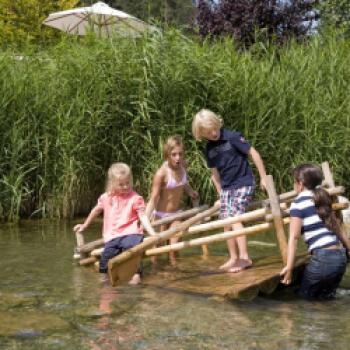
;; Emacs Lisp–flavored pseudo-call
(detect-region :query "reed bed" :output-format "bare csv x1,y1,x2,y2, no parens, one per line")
1,30,350,221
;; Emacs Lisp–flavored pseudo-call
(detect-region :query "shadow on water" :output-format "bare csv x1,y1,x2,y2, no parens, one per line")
1,221,350,350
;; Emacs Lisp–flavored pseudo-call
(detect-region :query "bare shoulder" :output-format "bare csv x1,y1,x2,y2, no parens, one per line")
153,165,167,185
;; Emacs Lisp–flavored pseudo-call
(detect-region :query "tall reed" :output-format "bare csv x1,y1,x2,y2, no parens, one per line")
1,30,350,221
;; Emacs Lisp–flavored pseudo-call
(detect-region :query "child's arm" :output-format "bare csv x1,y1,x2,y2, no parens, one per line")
184,183,199,201
337,226,350,256
280,216,302,284
145,169,164,219
73,205,103,234
139,212,157,236
211,168,221,194
248,147,267,191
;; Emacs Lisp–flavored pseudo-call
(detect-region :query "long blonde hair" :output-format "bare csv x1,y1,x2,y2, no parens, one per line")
106,163,132,192
192,109,223,140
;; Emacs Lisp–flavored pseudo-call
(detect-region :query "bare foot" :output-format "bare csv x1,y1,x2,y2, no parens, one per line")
100,273,109,283
219,259,237,271
228,259,252,273
129,273,141,285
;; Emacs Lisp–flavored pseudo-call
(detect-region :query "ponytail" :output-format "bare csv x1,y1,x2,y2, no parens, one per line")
313,187,342,236
293,163,343,236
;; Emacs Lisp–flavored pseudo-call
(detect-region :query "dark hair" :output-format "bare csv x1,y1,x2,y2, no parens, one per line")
293,163,342,235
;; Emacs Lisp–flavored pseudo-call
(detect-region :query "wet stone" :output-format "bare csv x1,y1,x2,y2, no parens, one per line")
0,311,70,337
0,292,38,310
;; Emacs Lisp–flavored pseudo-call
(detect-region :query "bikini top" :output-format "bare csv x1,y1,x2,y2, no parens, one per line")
165,163,188,189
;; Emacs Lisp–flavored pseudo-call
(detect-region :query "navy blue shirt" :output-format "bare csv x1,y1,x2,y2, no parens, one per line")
204,128,255,190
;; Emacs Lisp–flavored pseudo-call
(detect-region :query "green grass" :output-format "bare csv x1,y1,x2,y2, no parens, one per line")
1,29,350,221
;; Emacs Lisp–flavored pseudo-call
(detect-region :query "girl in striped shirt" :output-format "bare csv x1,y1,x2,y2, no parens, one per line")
280,163,350,300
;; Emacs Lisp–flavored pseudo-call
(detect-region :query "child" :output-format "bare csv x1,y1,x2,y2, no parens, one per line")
192,109,267,272
73,162,145,285
280,164,350,300
145,135,199,264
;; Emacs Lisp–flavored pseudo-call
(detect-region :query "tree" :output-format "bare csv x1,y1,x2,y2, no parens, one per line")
0,0,79,48
318,0,350,30
196,0,319,46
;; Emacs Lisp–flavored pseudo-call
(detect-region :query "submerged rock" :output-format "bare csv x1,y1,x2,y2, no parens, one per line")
0,311,70,337
0,292,38,309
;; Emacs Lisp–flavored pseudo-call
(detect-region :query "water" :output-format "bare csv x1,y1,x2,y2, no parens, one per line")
1,221,350,350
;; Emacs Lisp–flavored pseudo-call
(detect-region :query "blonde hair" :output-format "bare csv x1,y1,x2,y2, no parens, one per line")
106,162,132,192
163,135,184,160
192,109,223,140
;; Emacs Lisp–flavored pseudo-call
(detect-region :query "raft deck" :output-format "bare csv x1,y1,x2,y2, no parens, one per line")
143,253,308,300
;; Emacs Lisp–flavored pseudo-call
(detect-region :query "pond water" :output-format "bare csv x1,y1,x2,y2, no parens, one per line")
1,220,350,350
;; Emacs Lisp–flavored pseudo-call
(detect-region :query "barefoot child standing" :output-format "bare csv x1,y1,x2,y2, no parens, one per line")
145,135,199,264
192,109,267,272
73,163,146,284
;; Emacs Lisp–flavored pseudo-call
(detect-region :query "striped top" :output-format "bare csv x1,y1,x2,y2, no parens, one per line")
290,190,339,252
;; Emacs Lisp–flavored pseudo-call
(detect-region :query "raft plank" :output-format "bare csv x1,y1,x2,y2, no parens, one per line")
143,253,308,300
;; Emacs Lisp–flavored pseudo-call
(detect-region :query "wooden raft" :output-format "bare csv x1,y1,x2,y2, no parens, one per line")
143,254,308,301
75,161,347,299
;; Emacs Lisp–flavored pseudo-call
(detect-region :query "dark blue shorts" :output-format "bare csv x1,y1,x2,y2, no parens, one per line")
299,247,347,300
99,234,143,274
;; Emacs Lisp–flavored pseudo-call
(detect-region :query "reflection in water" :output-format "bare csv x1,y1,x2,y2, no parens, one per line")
0,222,350,349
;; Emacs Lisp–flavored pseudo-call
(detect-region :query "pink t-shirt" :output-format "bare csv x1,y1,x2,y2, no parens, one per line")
96,190,145,243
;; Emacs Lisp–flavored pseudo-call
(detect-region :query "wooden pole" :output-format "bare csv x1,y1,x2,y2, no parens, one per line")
265,175,288,265
74,232,86,259
186,203,287,236
248,186,344,210
145,218,290,256
78,238,104,254
79,256,98,266
90,203,347,259
108,203,220,286
152,205,210,228
321,161,335,188
192,199,210,257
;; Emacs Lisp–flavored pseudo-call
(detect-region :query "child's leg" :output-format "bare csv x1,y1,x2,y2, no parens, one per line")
99,238,122,273
118,234,144,284
220,228,239,270
226,221,253,272
220,186,254,272
299,249,346,300
169,220,181,265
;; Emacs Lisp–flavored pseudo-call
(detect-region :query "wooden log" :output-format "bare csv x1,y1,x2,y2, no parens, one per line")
192,199,210,257
91,247,104,257
89,236,153,258
79,256,98,266
108,203,220,286
248,186,344,210
152,205,210,228
186,203,287,236
78,238,104,254
321,161,335,188
74,232,86,259
265,175,288,265
145,217,290,256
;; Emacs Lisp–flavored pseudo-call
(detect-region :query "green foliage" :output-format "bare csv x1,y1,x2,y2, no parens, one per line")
0,0,79,48
318,0,350,29
1,29,350,221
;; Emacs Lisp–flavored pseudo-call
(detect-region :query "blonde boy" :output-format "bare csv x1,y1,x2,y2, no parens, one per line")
192,109,267,272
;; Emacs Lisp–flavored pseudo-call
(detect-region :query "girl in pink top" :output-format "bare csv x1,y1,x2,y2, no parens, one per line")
73,163,146,285
145,135,199,264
